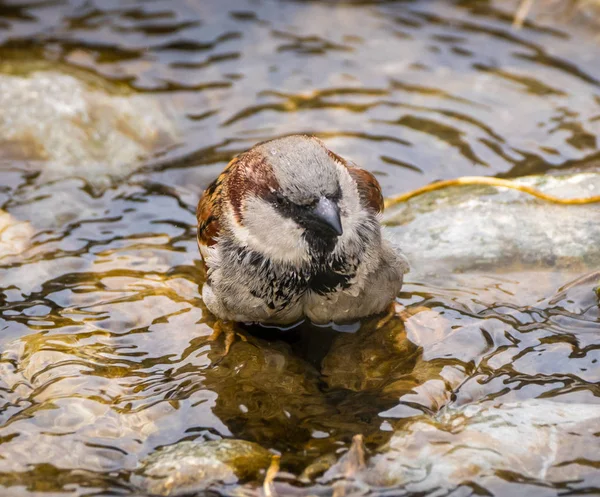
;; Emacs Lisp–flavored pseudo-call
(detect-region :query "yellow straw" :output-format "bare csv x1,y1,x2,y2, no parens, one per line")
384,176,600,210
263,455,280,497
514,0,536,28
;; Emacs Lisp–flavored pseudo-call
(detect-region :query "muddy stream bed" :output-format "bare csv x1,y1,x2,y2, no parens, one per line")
0,1,599,496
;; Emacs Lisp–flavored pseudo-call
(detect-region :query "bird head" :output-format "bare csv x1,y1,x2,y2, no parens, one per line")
216,135,382,264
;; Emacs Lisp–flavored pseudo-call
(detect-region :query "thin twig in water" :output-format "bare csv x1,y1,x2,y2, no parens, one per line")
384,176,600,209
514,0,536,27
263,455,280,497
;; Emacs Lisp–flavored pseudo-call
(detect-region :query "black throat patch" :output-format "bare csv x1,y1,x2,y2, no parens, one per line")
229,244,358,310
308,254,356,295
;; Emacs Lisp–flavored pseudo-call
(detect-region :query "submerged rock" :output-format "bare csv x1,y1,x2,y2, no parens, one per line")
131,439,272,496
360,400,600,494
0,210,32,259
384,173,600,274
0,68,178,185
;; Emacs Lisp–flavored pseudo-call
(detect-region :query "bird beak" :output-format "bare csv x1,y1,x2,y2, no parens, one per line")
313,197,343,236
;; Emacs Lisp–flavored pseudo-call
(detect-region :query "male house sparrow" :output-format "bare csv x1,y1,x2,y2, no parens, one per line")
197,135,408,352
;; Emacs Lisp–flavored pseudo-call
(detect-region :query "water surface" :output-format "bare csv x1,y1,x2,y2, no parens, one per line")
0,0,599,495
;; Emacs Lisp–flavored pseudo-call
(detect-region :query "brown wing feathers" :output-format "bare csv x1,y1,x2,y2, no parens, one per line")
346,166,384,214
197,159,238,249
196,152,278,252
326,147,384,214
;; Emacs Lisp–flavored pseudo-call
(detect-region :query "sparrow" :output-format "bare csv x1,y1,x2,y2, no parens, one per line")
197,135,408,353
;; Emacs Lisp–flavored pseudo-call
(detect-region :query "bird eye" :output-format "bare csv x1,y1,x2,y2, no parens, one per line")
328,190,342,202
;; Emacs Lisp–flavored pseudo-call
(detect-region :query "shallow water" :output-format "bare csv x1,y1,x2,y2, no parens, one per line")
0,0,599,496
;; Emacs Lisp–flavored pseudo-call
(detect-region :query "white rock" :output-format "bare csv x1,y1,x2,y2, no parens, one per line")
384,173,600,274
0,210,33,259
0,70,179,186
365,400,600,494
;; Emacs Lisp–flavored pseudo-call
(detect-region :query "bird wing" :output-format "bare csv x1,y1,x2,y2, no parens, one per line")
345,165,384,214
196,158,238,260
325,147,384,214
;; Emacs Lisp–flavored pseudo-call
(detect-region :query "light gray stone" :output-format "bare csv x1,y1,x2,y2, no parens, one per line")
356,401,600,495
0,69,179,186
384,173,600,275
131,439,272,496
0,210,33,259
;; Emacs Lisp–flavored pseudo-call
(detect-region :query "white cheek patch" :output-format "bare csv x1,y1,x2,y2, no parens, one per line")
236,195,310,264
